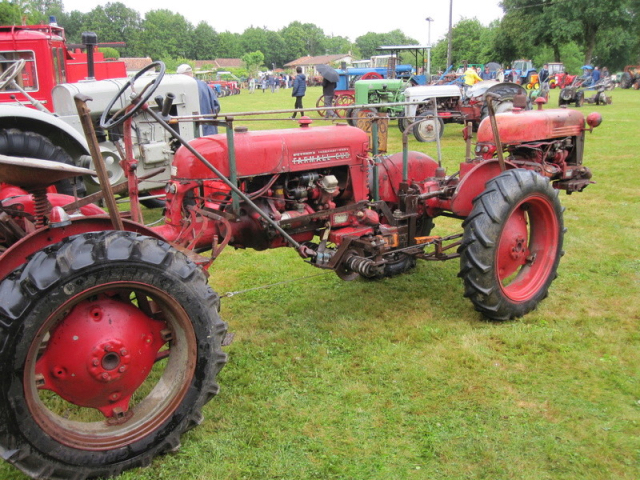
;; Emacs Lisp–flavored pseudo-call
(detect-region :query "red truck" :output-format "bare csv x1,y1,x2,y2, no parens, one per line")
0,23,126,110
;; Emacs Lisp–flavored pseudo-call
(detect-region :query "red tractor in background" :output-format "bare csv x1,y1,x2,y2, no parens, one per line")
0,62,601,479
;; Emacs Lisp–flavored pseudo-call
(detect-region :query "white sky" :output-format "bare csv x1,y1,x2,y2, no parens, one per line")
60,0,504,45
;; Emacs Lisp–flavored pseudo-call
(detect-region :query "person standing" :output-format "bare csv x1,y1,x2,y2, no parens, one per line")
464,65,482,86
539,64,549,84
176,64,220,136
291,66,306,119
480,66,492,81
322,77,337,118
248,76,255,93
591,66,601,84
261,75,268,93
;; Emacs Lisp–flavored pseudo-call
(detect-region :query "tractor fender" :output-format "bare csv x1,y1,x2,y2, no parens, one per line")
0,217,161,282
0,104,90,163
450,159,516,217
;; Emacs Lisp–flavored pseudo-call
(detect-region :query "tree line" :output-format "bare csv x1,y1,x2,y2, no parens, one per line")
1,0,638,73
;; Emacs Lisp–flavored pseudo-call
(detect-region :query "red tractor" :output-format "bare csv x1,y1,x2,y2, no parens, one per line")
0,62,601,479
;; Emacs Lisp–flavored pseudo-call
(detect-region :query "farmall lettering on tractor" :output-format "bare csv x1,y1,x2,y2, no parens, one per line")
0,62,601,479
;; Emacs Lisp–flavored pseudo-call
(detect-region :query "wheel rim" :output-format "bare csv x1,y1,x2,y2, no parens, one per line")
315,95,326,117
334,94,355,118
415,116,440,142
24,281,196,451
496,194,559,302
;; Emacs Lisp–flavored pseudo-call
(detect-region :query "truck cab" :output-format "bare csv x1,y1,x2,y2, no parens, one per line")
0,23,126,110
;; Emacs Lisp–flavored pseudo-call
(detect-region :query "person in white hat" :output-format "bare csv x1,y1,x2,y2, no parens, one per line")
177,63,220,135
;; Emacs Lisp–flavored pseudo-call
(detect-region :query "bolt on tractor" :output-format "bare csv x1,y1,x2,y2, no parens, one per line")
0,61,602,479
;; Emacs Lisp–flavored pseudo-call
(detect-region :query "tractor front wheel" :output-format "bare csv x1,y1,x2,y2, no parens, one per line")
413,111,444,142
0,231,227,479
459,169,564,320
397,116,411,134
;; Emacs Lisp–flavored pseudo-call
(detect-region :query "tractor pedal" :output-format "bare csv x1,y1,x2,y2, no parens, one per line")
222,332,235,347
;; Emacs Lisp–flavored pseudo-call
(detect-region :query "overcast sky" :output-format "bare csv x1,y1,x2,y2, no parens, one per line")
60,0,504,45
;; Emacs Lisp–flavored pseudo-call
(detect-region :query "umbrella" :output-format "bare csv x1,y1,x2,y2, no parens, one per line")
581,65,593,70
316,64,339,83
485,62,502,72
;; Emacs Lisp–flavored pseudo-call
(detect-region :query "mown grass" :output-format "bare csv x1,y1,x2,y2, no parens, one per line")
2,85,639,480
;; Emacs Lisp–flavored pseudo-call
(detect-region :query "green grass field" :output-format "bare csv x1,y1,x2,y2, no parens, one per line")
2,85,639,480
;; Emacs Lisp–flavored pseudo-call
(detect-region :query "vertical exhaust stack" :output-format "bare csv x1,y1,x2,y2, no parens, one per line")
81,32,98,80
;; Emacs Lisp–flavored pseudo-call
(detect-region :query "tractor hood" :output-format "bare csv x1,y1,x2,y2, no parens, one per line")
173,124,370,180
404,84,461,102
476,108,586,145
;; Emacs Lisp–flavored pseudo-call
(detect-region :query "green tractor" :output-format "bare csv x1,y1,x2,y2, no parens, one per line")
348,78,410,132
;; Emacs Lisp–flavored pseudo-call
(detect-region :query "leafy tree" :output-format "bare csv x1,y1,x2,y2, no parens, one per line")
324,35,352,55
190,22,218,60
217,31,242,58
241,50,264,75
0,1,23,24
80,3,141,57
500,0,636,69
56,10,87,43
429,19,495,72
240,26,269,53
98,46,120,59
20,0,63,23
137,9,193,59
355,29,419,59
280,25,307,60
263,30,286,67
281,21,326,56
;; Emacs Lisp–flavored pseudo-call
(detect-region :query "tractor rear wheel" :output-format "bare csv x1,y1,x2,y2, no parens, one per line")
315,94,327,117
458,169,564,320
413,111,444,142
620,72,632,89
0,129,85,196
575,91,584,107
334,94,355,118
353,107,379,131
0,231,227,479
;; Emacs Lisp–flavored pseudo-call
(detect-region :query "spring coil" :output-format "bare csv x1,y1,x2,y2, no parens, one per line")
32,188,49,228
344,255,378,278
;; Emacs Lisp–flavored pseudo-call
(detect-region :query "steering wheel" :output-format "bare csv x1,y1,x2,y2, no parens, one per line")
0,59,26,90
100,61,166,129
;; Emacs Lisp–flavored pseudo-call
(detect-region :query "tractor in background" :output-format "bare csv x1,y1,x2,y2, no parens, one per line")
619,65,640,89
0,61,601,480
506,59,537,85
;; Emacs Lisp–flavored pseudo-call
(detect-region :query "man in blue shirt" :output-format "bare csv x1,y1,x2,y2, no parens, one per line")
177,64,220,135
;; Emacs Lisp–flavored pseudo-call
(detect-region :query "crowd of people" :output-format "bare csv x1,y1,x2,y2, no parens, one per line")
247,73,293,93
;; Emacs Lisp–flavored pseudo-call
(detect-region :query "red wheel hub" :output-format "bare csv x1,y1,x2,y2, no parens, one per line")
35,294,168,418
